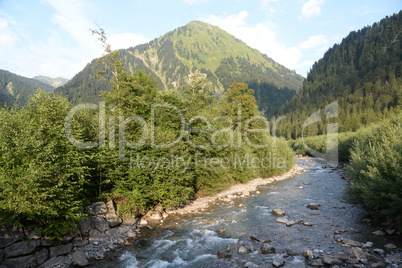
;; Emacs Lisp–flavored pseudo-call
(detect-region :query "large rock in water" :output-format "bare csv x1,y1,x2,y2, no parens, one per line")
272,208,286,217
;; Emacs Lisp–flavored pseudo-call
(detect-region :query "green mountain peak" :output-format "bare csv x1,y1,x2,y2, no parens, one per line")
56,21,304,114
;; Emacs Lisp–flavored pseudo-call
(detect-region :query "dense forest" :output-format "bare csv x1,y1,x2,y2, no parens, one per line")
0,69,55,106
55,21,303,116
276,11,402,139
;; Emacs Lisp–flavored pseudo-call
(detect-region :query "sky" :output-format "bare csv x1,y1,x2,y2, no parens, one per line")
0,0,400,79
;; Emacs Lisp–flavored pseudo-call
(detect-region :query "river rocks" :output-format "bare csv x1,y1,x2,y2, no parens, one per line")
307,203,321,210
372,230,386,236
0,200,141,267
308,258,323,266
342,239,362,247
71,249,89,266
384,243,397,250
238,245,253,255
302,249,314,258
272,256,285,267
275,217,288,224
217,251,232,259
244,261,259,268
362,242,374,248
272,208,286,217
260,243,275,254
371,263,386,268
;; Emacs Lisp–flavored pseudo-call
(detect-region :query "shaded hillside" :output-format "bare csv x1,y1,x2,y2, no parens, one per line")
277,11,402,139
56,21,303,115
0,69,55,106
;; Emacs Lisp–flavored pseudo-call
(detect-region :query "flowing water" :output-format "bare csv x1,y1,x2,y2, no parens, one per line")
88,158,401,268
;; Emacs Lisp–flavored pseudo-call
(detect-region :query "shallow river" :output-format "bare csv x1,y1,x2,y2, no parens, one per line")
88,158,401,268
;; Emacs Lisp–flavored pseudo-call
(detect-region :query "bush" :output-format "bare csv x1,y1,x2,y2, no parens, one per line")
0,91,87,238
348,113,402,229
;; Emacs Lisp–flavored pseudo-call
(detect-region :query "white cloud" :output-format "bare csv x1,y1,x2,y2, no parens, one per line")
183,0,208,5
109,33,149,50
260,0,280,10
0,17,19,46
299,34,328,49
300,0,325,20
203,11,302,71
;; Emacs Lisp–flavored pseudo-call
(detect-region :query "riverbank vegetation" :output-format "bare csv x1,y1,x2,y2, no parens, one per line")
290,111,402,229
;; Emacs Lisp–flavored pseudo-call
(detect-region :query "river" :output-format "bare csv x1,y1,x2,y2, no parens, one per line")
87,158,401,268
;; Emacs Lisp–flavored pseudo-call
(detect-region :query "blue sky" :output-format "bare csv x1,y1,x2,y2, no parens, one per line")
0,0,400,79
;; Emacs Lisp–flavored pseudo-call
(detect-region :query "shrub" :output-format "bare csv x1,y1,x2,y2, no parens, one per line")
348,113,402,229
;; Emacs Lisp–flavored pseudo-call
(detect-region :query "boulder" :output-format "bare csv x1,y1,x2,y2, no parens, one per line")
372,248,385,255
238,246,251,255
49,242,73,257
371,263,386,268
272,257,285,267
285,220,296,227
308,258,323,266
78,218,94,234
37,256,71,268
372,230,386,236
275,218,288,224
88,229,109,242
384,243,397,250
87,202,108,216
105,200,123,228
362,242,373,248
73,239,89,248
143,210,163,221
0,226,24,249
342,239,362,247
0,249,4,262
302,249,314,258
94,216,109,233
244,262,259,268
70,249,89,267
2,248,48,268
260,243,275,254
272,208,286,217
4,239,41,258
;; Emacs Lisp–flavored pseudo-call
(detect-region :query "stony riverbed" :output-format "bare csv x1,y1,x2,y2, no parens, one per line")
87,158,402,268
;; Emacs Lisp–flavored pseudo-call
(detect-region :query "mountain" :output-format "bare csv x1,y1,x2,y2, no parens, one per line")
0,69,55,106
33,75,69,87
276,11,402,139
55,21,304,115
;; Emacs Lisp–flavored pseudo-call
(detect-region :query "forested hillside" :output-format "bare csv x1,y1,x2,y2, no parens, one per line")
0,69,55,106
33,75,69,87
277,11,402,139
55,21,303,116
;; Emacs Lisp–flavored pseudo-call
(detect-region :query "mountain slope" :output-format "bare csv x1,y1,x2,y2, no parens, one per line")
276,11,402,139
56,21,304,115
0,69,55,106
33,75,69,87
